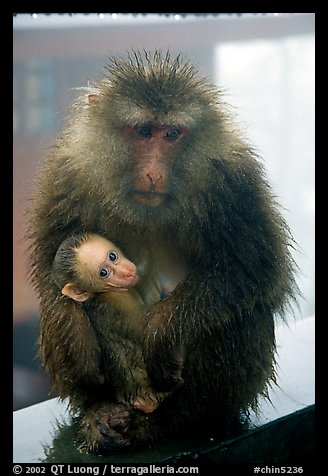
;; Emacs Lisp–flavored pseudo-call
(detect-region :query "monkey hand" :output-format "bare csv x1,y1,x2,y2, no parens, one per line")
132,396,158,414
132,382,174,414
75,402,132,455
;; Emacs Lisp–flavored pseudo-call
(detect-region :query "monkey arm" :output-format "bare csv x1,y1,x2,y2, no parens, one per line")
38,285,103,404
142,182,295,393
141,274,207,391
142,270,277,404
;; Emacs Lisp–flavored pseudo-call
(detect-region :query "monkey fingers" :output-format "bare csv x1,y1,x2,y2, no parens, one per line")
76,402,132,454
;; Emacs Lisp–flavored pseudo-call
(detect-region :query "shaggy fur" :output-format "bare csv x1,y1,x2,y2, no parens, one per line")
27,51,298,454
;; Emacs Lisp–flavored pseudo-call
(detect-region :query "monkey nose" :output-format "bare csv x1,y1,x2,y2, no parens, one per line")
146,173,162,190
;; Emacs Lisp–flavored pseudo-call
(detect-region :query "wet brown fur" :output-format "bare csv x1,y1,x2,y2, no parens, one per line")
27,51,298,454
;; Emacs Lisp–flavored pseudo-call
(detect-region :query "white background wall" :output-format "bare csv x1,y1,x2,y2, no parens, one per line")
215,32,315,320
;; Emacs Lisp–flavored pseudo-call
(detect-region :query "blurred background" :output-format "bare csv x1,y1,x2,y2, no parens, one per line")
13,13,315,411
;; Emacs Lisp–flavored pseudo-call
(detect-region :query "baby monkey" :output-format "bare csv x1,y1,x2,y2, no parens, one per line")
52,232,183,414
53,232,142,308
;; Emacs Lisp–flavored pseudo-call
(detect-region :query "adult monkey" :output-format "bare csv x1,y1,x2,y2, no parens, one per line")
28,51,298,454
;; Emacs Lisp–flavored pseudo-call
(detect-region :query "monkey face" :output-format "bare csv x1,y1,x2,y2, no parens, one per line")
84,53,218,217
76,236,139,292
123,124,187,207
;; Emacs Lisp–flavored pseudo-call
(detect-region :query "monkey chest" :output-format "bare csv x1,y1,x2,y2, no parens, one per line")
136,245,189,307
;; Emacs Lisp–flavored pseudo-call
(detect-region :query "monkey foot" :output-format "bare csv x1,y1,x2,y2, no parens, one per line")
75,402,132,454
133,397,158,414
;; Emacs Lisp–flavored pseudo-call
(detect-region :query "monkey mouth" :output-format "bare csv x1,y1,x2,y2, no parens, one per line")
128,273,140,287
122,271,140,288
106,273,139,291
133,191,166,207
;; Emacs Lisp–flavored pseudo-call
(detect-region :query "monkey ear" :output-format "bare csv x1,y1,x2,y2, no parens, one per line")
61,283,91,302
88,93,99,105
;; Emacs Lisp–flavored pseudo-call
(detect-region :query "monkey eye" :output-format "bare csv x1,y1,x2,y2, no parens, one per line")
136,125,152,138
165,128,181,142
99,268,110,278
108,251,118,262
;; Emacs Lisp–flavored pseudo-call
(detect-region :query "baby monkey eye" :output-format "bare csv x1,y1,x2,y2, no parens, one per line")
99,268,110,278
108,251,118,262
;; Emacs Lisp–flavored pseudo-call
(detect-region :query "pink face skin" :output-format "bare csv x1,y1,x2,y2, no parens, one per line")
124,124,187,208
76,236,139,293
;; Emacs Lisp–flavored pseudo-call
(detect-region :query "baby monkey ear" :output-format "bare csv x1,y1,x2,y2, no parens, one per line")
61,283,91,302
88,93,99,104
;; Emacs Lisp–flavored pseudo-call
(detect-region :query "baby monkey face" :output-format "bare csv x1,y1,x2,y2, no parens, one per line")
77,236,139,292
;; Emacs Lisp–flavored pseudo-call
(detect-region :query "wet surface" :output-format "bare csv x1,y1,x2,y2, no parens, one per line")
13,397,229,463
